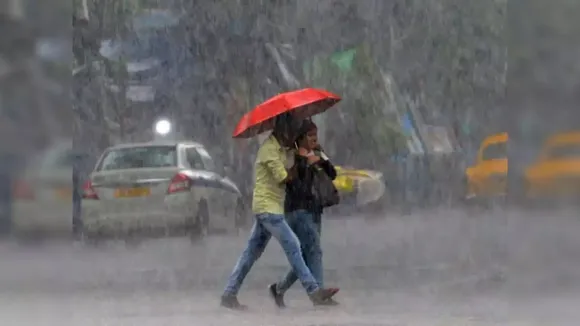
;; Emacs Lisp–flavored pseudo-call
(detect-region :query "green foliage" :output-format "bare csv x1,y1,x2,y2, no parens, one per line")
509,0,580,95
87,0,139,38
304,42,407,160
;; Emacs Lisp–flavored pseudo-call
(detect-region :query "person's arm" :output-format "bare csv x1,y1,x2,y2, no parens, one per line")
317,159,337,180
263,158,290,184
260,144,292,184
313,149,337,180
286,155,312,194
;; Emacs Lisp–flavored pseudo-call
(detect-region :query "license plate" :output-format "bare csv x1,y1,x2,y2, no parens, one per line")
114,187,150,198
54,188,72,200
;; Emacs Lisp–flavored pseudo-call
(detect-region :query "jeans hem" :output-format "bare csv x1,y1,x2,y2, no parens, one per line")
222,289,237,297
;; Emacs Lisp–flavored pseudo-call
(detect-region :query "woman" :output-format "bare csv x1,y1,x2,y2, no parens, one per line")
268,119,339,308
220,114,337,310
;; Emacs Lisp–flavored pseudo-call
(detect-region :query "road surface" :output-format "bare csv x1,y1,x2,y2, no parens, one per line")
1,208,579,325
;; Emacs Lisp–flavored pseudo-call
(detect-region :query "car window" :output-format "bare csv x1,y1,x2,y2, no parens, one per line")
481,142,507,161
185,147,204,170
41,151,75,168
195,147,213,171
38,148,80,170
97,146,177,171
196,147,215,172
54,152,77,167
546,144,580,159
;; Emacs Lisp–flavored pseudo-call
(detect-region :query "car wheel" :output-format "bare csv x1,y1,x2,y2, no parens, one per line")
81,230,103,247
124,230,143,248
234,199,246,229
188,200,208,243
460,176,472,205
519,178,532,208
14,231,47,246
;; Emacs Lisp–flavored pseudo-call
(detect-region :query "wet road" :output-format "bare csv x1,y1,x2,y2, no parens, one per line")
1,208,579,325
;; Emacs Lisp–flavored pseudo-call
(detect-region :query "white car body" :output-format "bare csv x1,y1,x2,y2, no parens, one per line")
333,167,386,208
354,171,386,206
81,141,243,240
12,141,75,236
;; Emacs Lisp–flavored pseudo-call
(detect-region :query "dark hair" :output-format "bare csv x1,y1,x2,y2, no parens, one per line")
295,119,318,144
273,112,301,142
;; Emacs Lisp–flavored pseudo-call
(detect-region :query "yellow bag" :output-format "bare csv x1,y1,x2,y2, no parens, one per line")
333,175,355,192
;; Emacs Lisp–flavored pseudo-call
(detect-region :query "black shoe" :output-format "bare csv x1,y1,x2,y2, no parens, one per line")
268,283,286,308
220,294,248,310
314,297,340,306
308,288,337,305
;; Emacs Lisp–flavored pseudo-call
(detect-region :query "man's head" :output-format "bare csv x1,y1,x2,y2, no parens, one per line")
272,112,301,147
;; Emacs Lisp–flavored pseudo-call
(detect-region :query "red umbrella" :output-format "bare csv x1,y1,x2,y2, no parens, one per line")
232,88,341,139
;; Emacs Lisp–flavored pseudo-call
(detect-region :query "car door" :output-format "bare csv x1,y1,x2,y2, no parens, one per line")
32,144,75,232
194,146,237,231
182,146,221,228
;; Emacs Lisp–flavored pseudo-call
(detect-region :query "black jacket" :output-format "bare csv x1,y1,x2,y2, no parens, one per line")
285,153,337,215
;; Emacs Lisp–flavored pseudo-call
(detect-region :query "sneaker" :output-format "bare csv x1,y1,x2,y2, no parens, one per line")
308,288,338,305
220,294,248,310
268,283,286,308
314,297,340,306
327,287,340,296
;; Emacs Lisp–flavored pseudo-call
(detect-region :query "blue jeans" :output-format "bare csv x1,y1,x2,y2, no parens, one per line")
276,210,323,294
222,213,320,296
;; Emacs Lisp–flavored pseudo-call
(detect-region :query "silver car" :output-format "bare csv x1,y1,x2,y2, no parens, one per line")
12,140,75,237
81,141,246,243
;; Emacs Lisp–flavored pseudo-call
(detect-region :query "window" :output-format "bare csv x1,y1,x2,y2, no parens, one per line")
41,150,76,169
39,146,85,170
481,142,507,161
185,147,204,170
546,144,580,159
196,147,215,172
97,146,177,171
54,152,78,168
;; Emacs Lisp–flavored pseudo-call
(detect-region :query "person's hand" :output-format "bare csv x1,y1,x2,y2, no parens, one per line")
307,155,321,164
286,164,298,181
297,147,310,157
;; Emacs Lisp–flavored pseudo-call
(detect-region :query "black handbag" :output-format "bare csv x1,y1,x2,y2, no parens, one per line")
311,164,340,208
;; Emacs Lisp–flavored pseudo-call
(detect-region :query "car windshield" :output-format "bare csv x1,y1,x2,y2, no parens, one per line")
481,142,507,160
37,144,80,170
97,146,177,171
546,143,580,159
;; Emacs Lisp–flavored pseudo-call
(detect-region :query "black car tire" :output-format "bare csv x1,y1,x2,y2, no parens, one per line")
188,200,208,244
234,199,247,229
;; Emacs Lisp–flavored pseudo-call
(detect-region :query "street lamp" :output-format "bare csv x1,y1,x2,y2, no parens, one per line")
154,119,172,136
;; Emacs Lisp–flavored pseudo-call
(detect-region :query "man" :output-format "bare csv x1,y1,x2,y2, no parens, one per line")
220,113,337,309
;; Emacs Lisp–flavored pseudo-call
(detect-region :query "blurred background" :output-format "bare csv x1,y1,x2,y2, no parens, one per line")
0,0,580,324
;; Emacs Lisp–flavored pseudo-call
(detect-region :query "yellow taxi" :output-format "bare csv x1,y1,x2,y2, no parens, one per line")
524,131,580,199
464,132,508,200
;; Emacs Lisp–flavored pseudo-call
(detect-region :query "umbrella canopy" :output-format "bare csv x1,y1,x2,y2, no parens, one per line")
232,88,341,139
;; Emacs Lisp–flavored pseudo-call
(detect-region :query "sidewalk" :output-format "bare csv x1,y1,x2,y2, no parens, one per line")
0,290,529,326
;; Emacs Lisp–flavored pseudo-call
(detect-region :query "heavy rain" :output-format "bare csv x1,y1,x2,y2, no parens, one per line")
1,0,580,324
